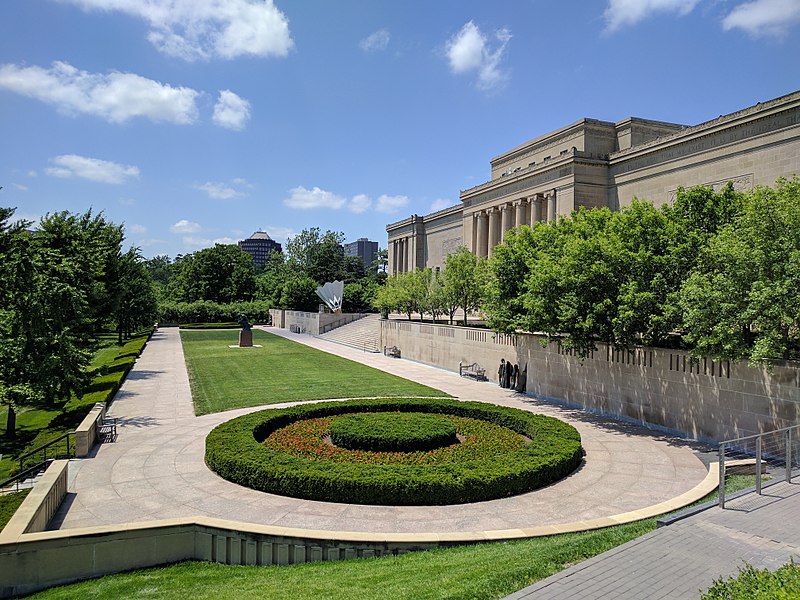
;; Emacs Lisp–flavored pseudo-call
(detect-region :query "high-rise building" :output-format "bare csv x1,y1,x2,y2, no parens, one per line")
344,238,379,270
238,231,282,268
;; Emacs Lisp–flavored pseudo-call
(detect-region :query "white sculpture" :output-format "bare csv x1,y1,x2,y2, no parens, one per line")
315,280,344,312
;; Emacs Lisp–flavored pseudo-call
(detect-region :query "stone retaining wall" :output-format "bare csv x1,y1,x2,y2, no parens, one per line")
379,320,800,443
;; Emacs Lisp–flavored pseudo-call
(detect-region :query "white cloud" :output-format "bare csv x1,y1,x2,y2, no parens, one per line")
27,170,37,177
170,219,202,234
128,223,147,234
213,90,251,130
445,21,511,91
232,177,253,188
430,198,452,212
349,194,372,213
283,186,346,210
13,183,29,192
46,154,140,184
360,29,390,52
118,197,136,206
722,0,800,37
376,194,409,214
0,61,199,124
60,0,294,61
603,0,700,33
195,181,243,199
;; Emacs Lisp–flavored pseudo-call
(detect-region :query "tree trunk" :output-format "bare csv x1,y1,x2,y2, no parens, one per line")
5,405,16,439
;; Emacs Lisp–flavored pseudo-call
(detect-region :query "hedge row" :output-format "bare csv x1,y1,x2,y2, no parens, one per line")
158,300,272,324
205,398,583,506
329,412,458,452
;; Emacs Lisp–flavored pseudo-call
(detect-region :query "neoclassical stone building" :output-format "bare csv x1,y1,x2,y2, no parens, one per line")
387,90,800,275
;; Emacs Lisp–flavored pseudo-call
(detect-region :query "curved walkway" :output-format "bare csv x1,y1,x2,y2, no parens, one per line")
52,327,712,536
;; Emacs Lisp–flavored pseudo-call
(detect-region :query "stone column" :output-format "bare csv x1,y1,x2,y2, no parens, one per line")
546,190,557,223
391,240,398,275
398,238,405,272
471,214,479,255
515,199,528,229
488,207,500,257
477,211,489,257
530,194,542,224
501,203,513,240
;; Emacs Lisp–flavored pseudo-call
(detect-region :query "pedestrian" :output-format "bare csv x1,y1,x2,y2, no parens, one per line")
511,363,519,390
498,359,505,387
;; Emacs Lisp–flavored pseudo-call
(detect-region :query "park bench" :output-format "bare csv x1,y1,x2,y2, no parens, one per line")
384,345,401,358
459,362,487,381
98,416,117,443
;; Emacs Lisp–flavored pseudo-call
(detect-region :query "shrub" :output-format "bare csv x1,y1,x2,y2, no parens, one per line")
158,300,272,324
329,412,458,452
702,561,800,599
206,398,582,505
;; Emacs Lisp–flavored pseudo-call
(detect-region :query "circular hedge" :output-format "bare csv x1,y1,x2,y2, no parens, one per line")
330,412,458,452
205,398,583,506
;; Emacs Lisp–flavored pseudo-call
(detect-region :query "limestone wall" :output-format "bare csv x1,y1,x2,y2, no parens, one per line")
380,320,800,443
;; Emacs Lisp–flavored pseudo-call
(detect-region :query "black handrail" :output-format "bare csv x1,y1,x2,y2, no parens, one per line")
0,459,54,493
18,431,74,472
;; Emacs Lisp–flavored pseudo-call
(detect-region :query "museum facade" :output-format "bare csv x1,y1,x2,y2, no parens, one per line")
387,90,800,275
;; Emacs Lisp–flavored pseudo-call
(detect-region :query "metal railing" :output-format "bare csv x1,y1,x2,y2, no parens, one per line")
718,424,800,508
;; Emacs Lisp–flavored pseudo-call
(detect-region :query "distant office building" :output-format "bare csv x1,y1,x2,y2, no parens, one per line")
238,231,282,267
344,238,379,270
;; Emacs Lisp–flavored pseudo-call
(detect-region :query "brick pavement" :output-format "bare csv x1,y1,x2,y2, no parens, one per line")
506,480,800,599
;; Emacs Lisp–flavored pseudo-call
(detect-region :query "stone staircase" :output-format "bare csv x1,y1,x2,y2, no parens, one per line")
318,313,381,353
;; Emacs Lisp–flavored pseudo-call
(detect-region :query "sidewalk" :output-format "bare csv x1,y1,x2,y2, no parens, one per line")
507,480,800,599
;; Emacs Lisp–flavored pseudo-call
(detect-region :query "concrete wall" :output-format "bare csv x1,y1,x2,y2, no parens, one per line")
74,402,105,457
380,320,800,444
268,310,369,336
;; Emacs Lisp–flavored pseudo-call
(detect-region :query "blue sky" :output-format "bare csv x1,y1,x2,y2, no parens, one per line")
1,0,798,259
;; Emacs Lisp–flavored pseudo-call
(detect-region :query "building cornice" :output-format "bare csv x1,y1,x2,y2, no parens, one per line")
610,90,800,162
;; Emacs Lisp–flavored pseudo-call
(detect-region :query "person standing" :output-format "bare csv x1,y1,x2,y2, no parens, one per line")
498,359,506,387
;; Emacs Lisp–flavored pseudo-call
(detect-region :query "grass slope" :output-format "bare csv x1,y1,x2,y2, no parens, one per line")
0,332,150,481
182,329,448,415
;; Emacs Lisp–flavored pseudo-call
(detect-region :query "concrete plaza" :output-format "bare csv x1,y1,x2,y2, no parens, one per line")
53,326,711,535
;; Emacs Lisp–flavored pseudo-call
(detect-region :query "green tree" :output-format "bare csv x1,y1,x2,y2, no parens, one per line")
443,247,489,327
279,276,320,311
115,248,158,343
680,178,800,365
168,244,256,303
285,228,354,284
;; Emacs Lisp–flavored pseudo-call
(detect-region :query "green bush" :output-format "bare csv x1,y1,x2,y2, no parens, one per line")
206,398,582,505
158,300,271,324
330,412,458,452
702,561,800,599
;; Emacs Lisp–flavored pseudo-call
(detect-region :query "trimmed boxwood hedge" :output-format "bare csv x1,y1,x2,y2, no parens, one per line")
205,398,583,506
330,412,458,452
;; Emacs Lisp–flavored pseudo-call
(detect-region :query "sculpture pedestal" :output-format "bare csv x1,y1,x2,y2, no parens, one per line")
239,329,253,348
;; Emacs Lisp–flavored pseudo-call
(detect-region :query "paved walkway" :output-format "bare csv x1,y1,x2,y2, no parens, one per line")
508,480,800,599
53,327,711,535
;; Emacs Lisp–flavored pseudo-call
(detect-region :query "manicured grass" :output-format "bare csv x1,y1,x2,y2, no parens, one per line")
0,489,30,532
181,330,449,415
26,476,756,600
0,332,151,481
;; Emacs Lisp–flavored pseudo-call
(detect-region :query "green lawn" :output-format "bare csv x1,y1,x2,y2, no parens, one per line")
182,330,448,415
26,476,755,600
